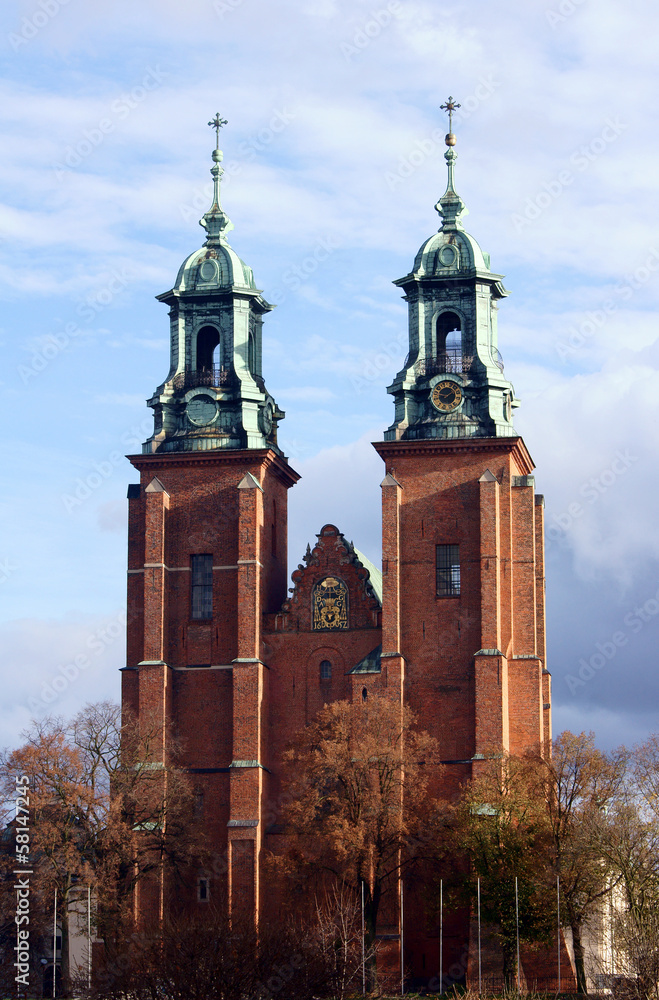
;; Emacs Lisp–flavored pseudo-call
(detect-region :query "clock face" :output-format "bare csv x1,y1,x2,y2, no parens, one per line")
431,380,462,412
259,402,273,436
187,394,217,426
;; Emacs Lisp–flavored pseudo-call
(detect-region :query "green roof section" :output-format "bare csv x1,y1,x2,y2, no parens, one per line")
349,644,382,674
354,547,382,604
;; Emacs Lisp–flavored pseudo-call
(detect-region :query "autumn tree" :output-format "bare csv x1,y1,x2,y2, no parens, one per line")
0,701,202,991
76,904,369,1000
274,695,442,985
599,735,659,1000
532,730,627,994
455,751,555,988
312,884,378,1000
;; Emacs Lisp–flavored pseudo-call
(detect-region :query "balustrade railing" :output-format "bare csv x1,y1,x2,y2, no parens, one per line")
173,366,236,390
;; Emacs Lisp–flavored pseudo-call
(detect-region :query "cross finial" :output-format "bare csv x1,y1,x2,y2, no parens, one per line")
208,113,228,149
440,96,461,133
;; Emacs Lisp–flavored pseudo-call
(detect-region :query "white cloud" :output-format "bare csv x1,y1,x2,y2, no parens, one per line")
277,385,337,402
1,0,659,750
0,613,123,750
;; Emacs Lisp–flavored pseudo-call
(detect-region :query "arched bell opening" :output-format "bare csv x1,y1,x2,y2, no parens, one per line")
436,311,463,373
196,325,221,371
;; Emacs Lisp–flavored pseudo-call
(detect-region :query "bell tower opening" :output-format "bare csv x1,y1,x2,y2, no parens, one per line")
196,325,221,372
436,311,462,371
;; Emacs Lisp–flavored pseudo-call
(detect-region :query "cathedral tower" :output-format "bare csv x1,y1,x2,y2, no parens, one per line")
374,102,552,982
122,118,298,929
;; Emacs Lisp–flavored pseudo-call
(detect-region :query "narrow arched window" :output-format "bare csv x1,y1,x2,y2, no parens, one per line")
362,687,368,702
436,312,462,371
197,326,220,371
320,660,332,681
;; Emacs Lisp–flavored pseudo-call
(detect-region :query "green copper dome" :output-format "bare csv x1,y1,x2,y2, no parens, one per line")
174,244,257,293
412,229,491,277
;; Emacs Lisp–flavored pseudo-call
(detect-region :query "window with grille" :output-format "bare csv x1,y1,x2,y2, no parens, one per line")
436,544,460,597
320,660,332,681
191,554,213,619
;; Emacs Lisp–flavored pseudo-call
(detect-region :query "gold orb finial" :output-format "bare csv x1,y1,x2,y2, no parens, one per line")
445,132,457,146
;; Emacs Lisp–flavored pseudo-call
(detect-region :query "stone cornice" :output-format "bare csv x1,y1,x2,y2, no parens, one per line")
126,448,300,488
372,435,535,475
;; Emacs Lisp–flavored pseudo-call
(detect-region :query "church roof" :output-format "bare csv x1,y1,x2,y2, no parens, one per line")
173,244,257,293
353,547,382,604
348,644,382,674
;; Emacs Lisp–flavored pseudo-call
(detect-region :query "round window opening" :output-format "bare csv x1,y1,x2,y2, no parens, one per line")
438,244,458,267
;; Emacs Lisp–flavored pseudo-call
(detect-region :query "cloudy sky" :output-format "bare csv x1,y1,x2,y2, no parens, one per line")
1,0,658,753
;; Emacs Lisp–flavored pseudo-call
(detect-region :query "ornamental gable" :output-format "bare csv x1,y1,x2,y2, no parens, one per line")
278,524,381,632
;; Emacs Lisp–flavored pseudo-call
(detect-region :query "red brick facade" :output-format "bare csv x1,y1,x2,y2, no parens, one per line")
119,126,568,986
122,429,556,984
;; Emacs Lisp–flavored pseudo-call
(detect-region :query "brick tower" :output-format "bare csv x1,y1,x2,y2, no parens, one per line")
373,104,552,982
122,119,299,928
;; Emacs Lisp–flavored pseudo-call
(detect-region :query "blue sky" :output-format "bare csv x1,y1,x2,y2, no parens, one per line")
1,0,659,751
